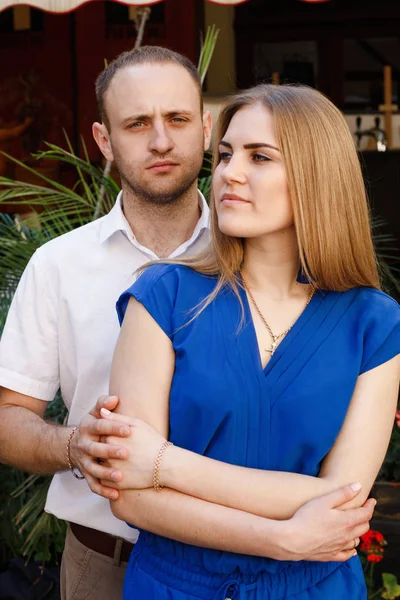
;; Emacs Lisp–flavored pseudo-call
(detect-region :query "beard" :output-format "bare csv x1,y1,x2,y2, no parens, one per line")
111,144,204,206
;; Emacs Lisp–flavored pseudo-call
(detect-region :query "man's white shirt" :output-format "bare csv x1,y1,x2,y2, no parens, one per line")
0,191,210,542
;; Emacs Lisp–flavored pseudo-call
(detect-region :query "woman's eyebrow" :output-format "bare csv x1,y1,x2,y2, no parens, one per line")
219,140,280,152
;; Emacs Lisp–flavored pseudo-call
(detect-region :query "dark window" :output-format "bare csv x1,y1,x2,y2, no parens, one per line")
344,38,400,112
0,7,12,32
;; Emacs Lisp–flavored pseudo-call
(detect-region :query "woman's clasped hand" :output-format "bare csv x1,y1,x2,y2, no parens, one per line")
100,407,166,489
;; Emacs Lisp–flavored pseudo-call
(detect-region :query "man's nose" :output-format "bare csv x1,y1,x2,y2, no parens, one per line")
148,123,174,154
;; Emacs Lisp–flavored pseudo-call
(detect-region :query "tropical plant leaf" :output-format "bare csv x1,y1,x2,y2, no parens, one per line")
382,573,400,599
198,25,220,85
198,175,212,202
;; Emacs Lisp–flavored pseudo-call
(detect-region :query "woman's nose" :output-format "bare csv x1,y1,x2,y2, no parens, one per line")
221,157,246,184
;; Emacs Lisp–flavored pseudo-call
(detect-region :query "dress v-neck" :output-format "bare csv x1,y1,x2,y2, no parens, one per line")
238,283,324,377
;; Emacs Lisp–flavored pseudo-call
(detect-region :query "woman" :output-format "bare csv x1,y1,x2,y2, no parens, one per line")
103,84,400,599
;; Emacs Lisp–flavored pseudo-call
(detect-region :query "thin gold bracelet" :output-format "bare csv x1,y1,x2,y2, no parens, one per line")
153,440,173,491
66,426,85,480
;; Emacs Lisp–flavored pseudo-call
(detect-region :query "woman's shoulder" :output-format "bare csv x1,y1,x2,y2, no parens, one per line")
322,286,399,340
117,263,217,327
135,263,215,293
350,287,400,322
345,288,400,374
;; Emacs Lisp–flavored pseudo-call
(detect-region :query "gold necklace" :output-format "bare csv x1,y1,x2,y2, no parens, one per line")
240,271,315,356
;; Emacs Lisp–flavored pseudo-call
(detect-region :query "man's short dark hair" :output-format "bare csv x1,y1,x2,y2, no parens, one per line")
95,46,203,129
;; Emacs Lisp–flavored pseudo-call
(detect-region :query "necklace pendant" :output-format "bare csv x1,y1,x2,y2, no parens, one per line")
266,339,277,355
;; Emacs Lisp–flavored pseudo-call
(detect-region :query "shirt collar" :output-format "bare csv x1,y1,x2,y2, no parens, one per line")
99,190,210,251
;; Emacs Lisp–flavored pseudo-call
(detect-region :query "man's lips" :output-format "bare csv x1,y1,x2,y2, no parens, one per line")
147,161,179,173
221,193,250,205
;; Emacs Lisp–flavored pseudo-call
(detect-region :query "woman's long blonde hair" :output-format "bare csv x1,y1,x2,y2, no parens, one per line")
153,84,380,312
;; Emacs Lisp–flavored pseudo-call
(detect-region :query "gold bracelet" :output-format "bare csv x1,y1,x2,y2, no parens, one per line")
66,426,85,480
153,440,173,491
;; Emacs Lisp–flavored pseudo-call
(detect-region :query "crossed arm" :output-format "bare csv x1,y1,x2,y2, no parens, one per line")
103,297,397,558
157,352,399,518
108,299,399,517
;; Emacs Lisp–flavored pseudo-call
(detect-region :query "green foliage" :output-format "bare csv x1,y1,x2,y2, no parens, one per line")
198,25,220,86
382,573,400,599
0,465,26,569
198,151,213,201
11,474,66,564
373,218,400,300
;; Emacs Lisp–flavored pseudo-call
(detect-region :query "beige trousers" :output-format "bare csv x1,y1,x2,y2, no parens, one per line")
60,525,129,600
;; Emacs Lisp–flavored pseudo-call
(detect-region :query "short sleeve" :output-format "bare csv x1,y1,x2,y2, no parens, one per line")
116,264,180,338
360,292,400,374
0,249,60,400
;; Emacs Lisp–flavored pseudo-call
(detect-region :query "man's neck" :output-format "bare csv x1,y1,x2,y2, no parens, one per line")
121,183,201,258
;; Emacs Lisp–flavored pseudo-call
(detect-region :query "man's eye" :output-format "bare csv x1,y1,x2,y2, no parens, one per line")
128,122,144,128
171,117,186,123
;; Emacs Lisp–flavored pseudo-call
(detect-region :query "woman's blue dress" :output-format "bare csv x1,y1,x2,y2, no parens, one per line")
117,264,400,600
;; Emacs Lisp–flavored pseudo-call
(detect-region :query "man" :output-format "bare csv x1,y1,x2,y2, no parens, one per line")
0,46,374,600
0,46,211,600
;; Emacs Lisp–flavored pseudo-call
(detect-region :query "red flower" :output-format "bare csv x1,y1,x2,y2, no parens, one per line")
360,530,386,560
367,553,383,563
395,410,400,428
361,530,381,547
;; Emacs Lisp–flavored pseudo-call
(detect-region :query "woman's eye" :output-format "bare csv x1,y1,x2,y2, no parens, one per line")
253,153,271,162
218,152,231,162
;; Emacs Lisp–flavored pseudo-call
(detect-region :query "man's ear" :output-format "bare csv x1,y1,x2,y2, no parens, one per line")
92,122,114,162
202,110,212,152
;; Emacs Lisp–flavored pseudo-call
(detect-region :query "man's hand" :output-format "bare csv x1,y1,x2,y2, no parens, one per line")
282,483,375,562
68,395,131,499
98,410,165,490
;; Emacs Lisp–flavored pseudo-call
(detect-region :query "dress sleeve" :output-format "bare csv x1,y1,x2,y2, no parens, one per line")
116,264,179,338
0,248,60,400
360,293,400,374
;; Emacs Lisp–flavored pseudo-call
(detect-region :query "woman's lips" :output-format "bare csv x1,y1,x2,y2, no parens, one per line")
221,194,250,205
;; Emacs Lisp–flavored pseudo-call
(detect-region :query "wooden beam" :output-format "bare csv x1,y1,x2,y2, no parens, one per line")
379,65,398,149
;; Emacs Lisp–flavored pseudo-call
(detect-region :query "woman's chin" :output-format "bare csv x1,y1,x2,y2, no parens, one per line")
218,221,260,238
217,215,296,240
218,216,252,238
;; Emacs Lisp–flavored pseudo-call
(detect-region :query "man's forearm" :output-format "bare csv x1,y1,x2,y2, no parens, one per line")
0,405,70,474
112,487,290,560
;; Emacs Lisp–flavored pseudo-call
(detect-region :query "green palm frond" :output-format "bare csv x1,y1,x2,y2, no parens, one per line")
371,217,400,296
198,25,220,85
12,475,65,563
0,137,119,306
198,175,212,201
